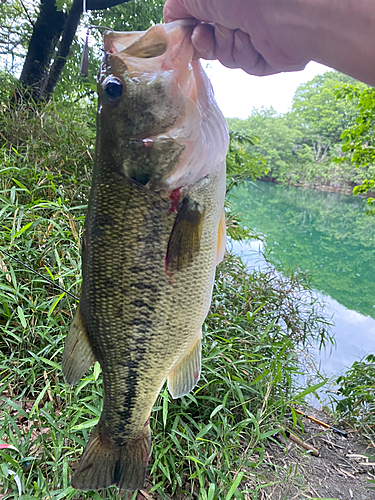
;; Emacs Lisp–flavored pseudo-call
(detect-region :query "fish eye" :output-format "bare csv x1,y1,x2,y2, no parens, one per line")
103,76,123,101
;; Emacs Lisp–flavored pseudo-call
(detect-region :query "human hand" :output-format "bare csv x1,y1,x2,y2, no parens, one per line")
163,0,314,76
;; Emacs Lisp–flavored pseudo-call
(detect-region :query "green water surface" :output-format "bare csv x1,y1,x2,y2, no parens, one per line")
231,181,375,319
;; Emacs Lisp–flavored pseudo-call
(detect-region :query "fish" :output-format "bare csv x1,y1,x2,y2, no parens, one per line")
61,20,229,492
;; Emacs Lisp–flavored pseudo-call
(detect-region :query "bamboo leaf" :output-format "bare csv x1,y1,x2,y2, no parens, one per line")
225,471,244,500
17,306,27,328
12,178,30,194
293,381,326,400
48,293,65,316
72,418,99,431
13,222,33,239
28,383,50,419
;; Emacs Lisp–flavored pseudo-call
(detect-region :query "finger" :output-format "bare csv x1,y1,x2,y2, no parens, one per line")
234,30,307,75
164,0,227,24
213,24,237,68
164,0,212,23
231,29,269,75
192,23,268,74
191,23,216,59
216,28,290,76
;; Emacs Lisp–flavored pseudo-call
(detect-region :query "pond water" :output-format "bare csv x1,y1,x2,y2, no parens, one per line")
230,181,375,378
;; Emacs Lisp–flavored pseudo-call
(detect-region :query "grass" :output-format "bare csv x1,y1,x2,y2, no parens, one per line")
0,89,333,499
329,354,375,445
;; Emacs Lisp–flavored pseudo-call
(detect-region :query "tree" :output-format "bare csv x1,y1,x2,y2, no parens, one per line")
228,108,302,183
226,130,267,192
288,71,363,164
335,85,375,214
223,130,267,241
227,72,371,189
0,1,33,74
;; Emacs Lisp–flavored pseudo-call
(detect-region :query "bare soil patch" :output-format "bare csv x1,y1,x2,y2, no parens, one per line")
249,406,375,500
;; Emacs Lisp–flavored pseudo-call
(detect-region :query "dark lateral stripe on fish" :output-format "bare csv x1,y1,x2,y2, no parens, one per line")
129,282,158,292
131,299,155,311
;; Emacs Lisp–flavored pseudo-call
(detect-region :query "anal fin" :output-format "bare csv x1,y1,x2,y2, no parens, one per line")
62,304,96,385
167,335,201,399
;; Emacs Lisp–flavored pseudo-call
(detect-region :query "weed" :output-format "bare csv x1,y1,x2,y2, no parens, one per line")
332,354,375,436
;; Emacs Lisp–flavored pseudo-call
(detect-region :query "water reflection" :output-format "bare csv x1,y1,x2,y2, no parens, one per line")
316,298,375,376
230,181,375,376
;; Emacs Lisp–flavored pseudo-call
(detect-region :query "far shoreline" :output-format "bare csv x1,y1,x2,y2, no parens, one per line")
260,175,375,198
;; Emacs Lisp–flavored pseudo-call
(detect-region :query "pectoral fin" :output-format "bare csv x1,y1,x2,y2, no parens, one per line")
216,210,226,265
166,197,205,273
167,335,201,398
62,304,96,385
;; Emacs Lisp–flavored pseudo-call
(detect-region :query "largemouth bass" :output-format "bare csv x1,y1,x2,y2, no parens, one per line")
62,20,229,491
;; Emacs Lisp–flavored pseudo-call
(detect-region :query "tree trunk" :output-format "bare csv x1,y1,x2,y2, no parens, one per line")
19,0,67,100
39,0,85,100
19,0,132,102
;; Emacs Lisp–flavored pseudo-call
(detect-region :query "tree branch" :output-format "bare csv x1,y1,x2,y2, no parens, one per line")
40,0,82,99
316,143,330,165
86,0,133,10
19,0,35,28
40,0,132,99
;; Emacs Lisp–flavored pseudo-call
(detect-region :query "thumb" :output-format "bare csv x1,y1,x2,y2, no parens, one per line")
164,0,194,23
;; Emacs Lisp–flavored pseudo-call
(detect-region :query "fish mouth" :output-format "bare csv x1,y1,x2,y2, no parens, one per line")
100,21,229,192
103,19,198,53
102,21,199,104
103,20,197,76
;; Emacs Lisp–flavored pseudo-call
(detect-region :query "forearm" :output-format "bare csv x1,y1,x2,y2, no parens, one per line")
291,0,375,85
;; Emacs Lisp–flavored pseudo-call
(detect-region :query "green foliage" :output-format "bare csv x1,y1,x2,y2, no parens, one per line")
0,0,36,74
289,72,360,149
0,88,332,498
225,130,267,241
228,72,370,191
228,107,299,184
226,131,267,192
89,0,165,31
335,85,375,214
333,354,375,432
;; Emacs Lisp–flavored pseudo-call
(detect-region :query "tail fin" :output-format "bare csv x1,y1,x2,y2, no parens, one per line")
71,422,151,491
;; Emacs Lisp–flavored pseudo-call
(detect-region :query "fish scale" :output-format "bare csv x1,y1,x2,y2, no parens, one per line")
61,20,228,491
82,166,223,437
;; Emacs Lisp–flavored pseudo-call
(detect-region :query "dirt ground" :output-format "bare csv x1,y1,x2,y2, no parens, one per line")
246,406,375,500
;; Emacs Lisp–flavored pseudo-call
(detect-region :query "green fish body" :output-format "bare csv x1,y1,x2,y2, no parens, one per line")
62,20,229,491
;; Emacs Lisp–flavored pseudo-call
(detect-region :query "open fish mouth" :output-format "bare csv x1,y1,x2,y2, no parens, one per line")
103,20,198,102
98,21,229,193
